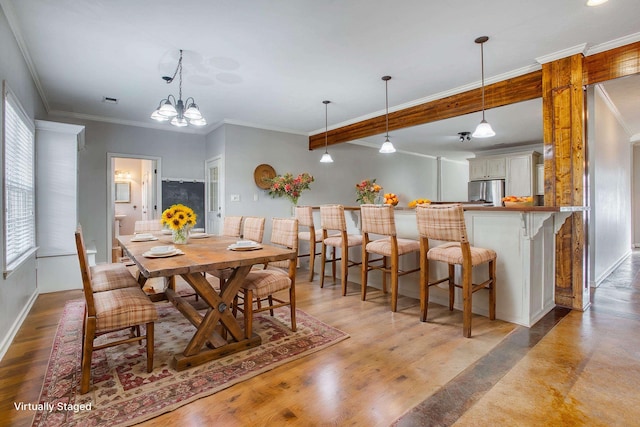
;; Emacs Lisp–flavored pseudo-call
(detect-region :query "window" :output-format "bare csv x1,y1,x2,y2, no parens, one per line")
3,82,36,276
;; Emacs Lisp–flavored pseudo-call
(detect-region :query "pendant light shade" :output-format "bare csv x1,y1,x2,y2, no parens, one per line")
320,100,334,163
472,36,495,138
379,75,396,153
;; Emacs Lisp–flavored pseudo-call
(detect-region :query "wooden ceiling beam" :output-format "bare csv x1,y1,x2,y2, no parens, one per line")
308,70,543,150
583,41,640,86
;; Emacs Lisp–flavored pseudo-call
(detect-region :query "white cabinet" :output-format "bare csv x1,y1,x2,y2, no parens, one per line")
536,164,545,196
505,152,541,197
468,156,506,181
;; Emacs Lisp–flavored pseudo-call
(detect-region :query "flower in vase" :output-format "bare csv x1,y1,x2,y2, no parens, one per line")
267,172,314,205
355,178,382,204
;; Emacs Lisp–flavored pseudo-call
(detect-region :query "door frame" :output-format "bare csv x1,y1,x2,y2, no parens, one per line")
106,153,162,262
205,155,225,235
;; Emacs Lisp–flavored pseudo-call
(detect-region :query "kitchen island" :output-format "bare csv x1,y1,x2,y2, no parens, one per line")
309,205,587,327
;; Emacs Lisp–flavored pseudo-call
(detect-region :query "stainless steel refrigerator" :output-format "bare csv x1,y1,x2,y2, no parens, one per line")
468,179,505,206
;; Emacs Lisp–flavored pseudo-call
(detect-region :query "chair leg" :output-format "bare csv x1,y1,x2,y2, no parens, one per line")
320,243,327,288
268,295,275,316
462,265,473,338
331,247,337,282
289,282,297,332
244,290,254,339
489,259,496,320
391,255,399,312
361,248,369,301
420,251,429,322
146,322,154,373
308,241,316,282
341,244,348,296
448,264,456,311
81,317,96,394
382,257,388,294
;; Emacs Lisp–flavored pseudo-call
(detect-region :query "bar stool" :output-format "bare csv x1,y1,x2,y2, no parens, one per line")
415,203,496,338
361,204,420,312
295,206,323,282
320,205,363,295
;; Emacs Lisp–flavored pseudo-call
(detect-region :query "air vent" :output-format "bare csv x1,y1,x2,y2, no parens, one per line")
102,96,118,104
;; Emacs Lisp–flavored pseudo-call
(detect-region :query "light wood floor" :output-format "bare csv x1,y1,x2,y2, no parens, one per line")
2,256,639,426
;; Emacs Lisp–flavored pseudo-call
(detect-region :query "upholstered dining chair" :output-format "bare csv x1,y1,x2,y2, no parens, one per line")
415,203,496,338
75,227,157,394
222,216,243,237
295,206,323,282
134,219,163,234
242,216,266,243
320,204,363,296
236,218,298,339
76,225,140,292
360,204,420,312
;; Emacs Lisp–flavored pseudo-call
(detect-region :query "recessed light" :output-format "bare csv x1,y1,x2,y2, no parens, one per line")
586,0,608,6
102,96,118,104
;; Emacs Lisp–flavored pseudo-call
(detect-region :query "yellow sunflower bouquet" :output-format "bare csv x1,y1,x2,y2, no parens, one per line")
161,204,197,243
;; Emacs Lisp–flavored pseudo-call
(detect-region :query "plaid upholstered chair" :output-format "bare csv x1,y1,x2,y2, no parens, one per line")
415,203,496,338
76,225,139,293
295,206,323,282
237,218,298,339
134,219,163,234
360,204,420,312
222,216,243,237
75,227,157,393
320,205,363,295
242,216,266,243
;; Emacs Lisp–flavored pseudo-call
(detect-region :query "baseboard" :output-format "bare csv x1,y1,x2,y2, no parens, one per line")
593,250,632,287
0,288,39,362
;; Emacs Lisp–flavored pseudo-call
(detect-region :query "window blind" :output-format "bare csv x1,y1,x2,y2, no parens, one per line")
3,85,36,274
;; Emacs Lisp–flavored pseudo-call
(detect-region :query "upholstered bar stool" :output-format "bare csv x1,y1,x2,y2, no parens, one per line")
415,203,496,338
320,205,363,295
360,204,420,312
295,206,323,282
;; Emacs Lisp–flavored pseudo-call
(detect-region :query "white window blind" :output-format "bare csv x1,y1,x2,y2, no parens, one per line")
3,83,36,275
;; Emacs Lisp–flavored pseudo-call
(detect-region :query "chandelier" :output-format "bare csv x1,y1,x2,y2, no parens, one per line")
150,50,206,127
379,75,396,154
472,36,495,138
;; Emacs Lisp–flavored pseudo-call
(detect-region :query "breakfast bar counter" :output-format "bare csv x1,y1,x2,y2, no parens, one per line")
309,205,587,327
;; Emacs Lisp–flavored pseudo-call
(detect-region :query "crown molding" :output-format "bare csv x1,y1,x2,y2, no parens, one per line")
0,0,50,112
222,119,308,136
586,31,640,56
535,43,588,65
347,139,439,160
595,84,633,137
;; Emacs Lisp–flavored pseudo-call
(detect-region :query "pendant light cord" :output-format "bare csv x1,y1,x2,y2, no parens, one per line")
385,79,390,138
324,101,329,153
480,42,485,121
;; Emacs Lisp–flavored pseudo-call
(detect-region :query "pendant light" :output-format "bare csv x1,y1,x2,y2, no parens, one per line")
379,75,396,153
472,36,495,138
320,100,334,163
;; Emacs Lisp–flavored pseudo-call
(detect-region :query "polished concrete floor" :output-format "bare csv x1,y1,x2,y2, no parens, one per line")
395,251,640,426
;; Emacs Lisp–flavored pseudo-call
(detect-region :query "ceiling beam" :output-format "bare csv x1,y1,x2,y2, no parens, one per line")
584,41,640,85
308,70,543,150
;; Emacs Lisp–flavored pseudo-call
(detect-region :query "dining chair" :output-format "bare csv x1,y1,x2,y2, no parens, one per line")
237,218,298,339
415,203,496,338
222,216,243,237
360,204,420,312
319,204,363,295
242,216,266,243
75,227,157,393
134,219,163,234
76,225,140,292
295,206,323,282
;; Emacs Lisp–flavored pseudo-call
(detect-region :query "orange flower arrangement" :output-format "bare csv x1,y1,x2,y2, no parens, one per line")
356,179,382,204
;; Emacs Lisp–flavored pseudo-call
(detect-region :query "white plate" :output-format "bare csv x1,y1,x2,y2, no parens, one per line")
192,228,205,233
190,233,209,239
149,245,176,255
130,236,158,242
235,240,258,247
228,243,263,251
143,249,183,258
161,229,172,235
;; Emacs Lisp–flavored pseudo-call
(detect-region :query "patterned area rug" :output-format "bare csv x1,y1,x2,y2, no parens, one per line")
32,300,349,426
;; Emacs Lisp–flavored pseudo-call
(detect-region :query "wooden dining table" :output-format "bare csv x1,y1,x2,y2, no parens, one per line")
118,233,296,370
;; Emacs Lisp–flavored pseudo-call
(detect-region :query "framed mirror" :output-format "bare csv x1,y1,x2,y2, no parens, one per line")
115,181,130,203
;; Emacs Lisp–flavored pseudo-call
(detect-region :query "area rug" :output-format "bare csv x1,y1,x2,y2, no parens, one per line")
32,299,349,426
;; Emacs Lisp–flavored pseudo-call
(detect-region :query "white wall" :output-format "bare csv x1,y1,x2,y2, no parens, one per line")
588,85,633,286
0,6,47,358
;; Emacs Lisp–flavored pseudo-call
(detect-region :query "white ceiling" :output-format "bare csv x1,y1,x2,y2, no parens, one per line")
3,0,640,159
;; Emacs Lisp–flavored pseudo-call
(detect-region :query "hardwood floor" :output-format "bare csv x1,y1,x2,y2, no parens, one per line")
2,253,640,426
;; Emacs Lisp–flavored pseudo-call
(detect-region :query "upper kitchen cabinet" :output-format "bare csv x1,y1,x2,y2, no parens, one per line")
468,156,506,181
505,151,541,197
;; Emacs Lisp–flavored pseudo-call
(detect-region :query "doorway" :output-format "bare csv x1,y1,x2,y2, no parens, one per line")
205,156,224,235
107,153,162,262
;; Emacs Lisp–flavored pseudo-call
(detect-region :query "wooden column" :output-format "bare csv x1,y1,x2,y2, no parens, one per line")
542,54,589,311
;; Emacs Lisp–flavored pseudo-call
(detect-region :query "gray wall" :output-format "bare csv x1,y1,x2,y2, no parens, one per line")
0,6,47,355
588,85,633,286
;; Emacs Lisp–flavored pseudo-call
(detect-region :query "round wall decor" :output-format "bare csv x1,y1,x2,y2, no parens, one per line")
254,164,276,189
